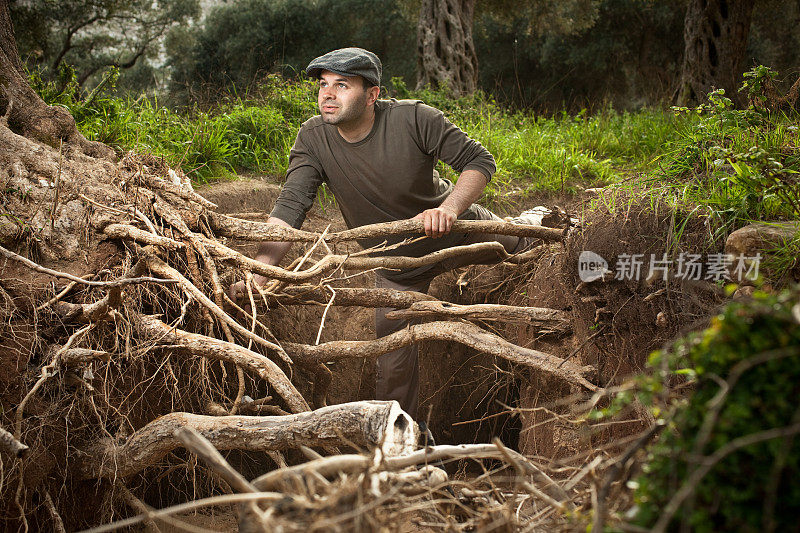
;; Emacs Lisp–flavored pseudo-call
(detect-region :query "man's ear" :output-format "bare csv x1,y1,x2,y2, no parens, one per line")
367,86,380,105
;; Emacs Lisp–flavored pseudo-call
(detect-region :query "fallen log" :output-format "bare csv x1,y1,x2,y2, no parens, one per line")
73,400,417,480
285,321,597,390
385,301,572,332
133,315,308,414
207,214,565,244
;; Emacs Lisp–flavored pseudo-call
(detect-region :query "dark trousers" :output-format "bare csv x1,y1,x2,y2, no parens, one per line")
374,207,528,419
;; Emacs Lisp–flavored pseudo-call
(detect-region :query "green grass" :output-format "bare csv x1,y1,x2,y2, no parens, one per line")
36,67,799,245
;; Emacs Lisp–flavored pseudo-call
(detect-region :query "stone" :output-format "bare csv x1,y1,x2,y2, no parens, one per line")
725,222,800,285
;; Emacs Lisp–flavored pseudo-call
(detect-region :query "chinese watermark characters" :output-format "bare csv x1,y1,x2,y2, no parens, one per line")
578,251,761,283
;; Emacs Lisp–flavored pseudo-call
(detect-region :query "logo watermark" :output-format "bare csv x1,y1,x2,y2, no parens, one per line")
578,250,610,282
578,251,761,283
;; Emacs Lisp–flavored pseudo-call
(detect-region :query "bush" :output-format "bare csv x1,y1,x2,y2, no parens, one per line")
632,286,800,532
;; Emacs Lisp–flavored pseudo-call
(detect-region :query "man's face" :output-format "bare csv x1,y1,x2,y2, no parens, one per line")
317,71,370,126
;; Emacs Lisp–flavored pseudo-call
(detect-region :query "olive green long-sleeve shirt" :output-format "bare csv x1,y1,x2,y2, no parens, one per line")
270,98,496,281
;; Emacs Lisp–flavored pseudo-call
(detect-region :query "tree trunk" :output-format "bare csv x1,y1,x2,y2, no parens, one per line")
675,0,756,106
0,0,112,159
416,0,478,96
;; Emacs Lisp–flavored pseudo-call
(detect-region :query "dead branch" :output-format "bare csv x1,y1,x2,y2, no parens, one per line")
251,441,570,506
72,401,416,479
0,424,29,458
207,214,565,243
113,482,162,533
285,321,597,390
0,244,178,287
385,301,572,331
133,314,308,413
103,223,183,250
80,492,295,533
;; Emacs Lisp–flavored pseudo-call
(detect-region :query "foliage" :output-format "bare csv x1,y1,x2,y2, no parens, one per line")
168,0,415,101
11,0,200,91
630,286,800,531
660,68,800,240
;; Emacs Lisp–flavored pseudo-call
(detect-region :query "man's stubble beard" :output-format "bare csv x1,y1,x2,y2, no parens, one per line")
320,91,368,126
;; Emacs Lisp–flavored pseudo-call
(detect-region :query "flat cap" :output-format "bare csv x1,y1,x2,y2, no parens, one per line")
305,47,382,87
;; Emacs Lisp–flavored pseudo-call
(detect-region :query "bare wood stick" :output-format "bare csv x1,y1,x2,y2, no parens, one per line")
594,421,666,532
207,214,564,243
16,325,92,439
252,442,569,506
103,223,183,250
386,301,572,332
134,315,307,414
493,437,573,512
144,254,290,363
72,401,415,480
285,321,597,390
0,424,29,458
175,427,258,494
0,244,178,287
154,198,250,412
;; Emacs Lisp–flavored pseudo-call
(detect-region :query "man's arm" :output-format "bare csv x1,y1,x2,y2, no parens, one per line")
413,169,488,238
228,216,294,301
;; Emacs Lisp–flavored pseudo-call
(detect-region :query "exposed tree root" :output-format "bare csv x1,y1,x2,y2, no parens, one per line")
385,300,572,332
285,320,597,390
208,214,565,243
72,401,416,480
133,314,308,414
0,424,28,458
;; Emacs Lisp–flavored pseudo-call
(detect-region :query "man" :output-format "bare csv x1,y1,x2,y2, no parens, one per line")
236,48,528,420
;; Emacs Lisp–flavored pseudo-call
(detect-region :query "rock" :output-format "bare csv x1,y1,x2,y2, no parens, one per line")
725,222,800,285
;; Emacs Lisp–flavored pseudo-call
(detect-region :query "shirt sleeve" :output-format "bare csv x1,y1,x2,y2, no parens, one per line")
269,129,325,229
414,102,496,182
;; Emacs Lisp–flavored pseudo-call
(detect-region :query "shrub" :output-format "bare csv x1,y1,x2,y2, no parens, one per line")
632,286,800,532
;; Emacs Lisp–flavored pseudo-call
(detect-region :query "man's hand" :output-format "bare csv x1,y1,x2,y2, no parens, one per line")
413,206,458,238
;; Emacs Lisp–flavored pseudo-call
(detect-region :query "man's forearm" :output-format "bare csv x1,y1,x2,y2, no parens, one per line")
439,169,489,215
253,217,293,284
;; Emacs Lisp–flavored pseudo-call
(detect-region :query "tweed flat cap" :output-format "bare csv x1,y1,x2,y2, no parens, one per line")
305,48,382,87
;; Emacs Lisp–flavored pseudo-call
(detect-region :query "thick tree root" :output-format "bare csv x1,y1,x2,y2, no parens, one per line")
207,214,565,243
385,300,572,332
285,320,597,390
133,314,308,414
72,401,416,480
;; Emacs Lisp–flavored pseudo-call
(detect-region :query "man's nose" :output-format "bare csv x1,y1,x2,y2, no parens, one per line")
320,87,335,99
